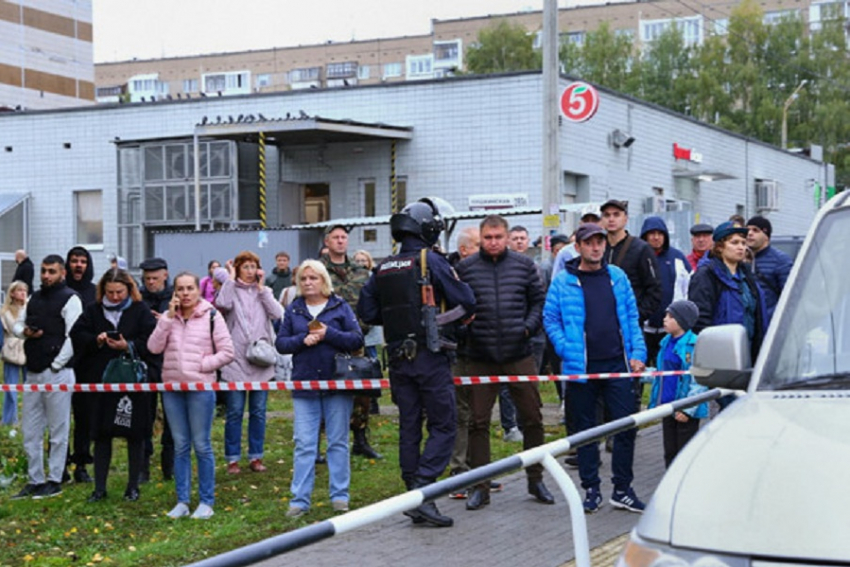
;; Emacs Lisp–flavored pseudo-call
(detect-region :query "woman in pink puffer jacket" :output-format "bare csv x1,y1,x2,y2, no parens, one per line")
147,271,234,520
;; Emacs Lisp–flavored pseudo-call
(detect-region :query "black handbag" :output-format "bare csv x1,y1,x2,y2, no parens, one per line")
102,343,148,384
333,353,382,381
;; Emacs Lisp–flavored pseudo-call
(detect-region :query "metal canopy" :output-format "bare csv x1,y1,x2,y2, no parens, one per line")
193,115,413,145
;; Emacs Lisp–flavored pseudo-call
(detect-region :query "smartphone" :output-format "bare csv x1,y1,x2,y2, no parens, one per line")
106,330,121,340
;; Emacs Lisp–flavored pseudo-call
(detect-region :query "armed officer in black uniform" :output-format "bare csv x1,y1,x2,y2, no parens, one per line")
358,198,476,528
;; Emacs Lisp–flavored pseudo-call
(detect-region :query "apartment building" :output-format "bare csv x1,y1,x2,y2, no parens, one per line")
0,0,94,110
94,0,843,102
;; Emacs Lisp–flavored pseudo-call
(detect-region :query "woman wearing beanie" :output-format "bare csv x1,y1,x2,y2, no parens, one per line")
688,222,767,408
648,300,708,467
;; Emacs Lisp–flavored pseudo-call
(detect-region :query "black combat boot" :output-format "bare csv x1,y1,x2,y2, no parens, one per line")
352,428,383,460
404,477,453,528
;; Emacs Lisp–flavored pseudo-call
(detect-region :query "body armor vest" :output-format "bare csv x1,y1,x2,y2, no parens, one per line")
374,254,424,344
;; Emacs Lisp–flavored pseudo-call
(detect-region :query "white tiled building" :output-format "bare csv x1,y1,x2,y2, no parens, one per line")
0,72,831,289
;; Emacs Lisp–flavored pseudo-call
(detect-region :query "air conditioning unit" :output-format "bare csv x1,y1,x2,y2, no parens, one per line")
755,179,780,211
643,196,665,213
666,200,692,212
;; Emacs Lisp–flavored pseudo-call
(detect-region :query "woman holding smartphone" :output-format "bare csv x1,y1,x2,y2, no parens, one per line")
70,269,157,502
148,272,234,519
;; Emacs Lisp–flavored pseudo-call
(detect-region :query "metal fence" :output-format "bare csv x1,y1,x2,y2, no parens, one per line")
185,388,732,567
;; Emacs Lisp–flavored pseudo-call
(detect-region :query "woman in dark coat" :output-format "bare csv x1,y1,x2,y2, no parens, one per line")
71,269,157,502
688,222,767,409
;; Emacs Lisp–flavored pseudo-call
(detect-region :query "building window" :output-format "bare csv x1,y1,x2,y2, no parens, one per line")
183,79,198,93
289,67,321,83
362,180,376,217
391,177,407,211
204,74,226,92
712,18,729,35
434,39,462,68
358,65,370,80
383,62,403,79
406,54,434,78
326,62,357,79
560,31,586,46
75,190,103,246
764,9,799,25
256,74,271,88
641,16,703,45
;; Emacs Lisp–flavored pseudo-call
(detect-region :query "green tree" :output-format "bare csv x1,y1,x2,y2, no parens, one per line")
565,22,636,93
637,24,696,114
465,20,542,74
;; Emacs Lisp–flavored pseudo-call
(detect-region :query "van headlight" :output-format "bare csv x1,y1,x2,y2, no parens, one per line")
617,530,748,567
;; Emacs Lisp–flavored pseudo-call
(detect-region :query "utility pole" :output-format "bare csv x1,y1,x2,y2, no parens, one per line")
542,0,561,244
782,79,807,150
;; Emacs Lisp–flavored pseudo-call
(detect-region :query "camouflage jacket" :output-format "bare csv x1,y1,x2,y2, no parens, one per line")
320,254,371,333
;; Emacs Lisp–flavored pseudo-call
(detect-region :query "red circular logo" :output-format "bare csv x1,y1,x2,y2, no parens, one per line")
560,82,600,123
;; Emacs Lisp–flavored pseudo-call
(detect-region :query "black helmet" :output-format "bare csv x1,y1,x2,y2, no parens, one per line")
390,197,446,246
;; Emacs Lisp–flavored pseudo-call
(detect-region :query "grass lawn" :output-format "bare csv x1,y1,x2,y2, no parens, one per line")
0,383,567,567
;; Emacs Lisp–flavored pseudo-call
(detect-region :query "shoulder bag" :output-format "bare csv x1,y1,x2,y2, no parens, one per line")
233,291,277,368
102,342,148,384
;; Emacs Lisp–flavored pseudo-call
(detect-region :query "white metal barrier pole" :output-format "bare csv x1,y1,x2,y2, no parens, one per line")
541,452,590,567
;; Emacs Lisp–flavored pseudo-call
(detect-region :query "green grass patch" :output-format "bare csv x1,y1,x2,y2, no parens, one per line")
0,387,566,567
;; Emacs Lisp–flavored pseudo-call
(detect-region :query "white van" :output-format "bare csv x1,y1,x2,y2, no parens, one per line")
618,192,850,566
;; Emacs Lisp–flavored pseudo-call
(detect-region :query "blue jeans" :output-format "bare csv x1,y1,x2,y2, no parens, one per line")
224,390,268,462
3,363,25,426
291,394,354,510
567,359,637,492
162,391,216,506
498,385,518,431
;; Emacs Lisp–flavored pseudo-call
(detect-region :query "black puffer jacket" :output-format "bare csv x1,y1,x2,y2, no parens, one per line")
605,232,662,324
456,248,544,363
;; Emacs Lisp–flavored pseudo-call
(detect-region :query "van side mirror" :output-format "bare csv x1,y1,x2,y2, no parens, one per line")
691,325,753,390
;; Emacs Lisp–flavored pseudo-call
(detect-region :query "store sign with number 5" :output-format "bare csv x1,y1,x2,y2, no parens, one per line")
560,82,600,123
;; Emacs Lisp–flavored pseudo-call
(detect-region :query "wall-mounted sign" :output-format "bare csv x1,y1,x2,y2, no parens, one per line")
560,82,600,123
468,193,529,210
673,143,703,163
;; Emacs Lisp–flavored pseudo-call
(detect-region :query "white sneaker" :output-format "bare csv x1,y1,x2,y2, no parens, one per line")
167,503,190,519
503,427,524,443
331,500,349,512
191,503,214,519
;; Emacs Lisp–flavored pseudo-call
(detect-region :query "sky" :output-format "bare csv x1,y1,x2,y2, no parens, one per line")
92,0,543,63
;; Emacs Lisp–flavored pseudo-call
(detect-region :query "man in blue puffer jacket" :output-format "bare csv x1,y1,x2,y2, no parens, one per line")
544,224,647,515
639,217,691,363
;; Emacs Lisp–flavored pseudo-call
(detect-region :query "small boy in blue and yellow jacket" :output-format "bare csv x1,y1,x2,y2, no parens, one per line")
649,300,708,468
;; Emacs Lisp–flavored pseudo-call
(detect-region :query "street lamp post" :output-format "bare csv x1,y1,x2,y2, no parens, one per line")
781,79,808,150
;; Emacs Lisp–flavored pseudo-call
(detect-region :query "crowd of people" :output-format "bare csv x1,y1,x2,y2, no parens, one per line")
1,198,793,525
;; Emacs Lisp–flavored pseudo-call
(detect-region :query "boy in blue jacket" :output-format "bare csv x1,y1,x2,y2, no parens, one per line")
649,300,708,468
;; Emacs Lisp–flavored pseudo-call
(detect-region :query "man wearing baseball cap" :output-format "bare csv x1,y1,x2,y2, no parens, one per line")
550,205,602,282
544,223,647,514
686,223,714,271
746,216,792,324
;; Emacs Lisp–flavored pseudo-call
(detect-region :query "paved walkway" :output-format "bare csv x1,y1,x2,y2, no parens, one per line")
255,423,666,567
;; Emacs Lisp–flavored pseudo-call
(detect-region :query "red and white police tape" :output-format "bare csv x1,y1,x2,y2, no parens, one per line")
0,370,686,392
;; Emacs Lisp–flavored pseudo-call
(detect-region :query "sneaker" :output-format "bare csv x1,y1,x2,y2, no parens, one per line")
166,502,190,519
226,461,240,475
11,483,43,500
331,500,349,512
286,506,307,518
610,487,645,513
583,488,602,514
249,459,267,473
489,480,504,493
191,503,214,519
448,489,468,499
32,481,62,499
503,427,524,443
564,455,579,469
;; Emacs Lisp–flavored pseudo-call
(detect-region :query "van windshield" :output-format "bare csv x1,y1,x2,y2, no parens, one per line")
760,208,850,390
